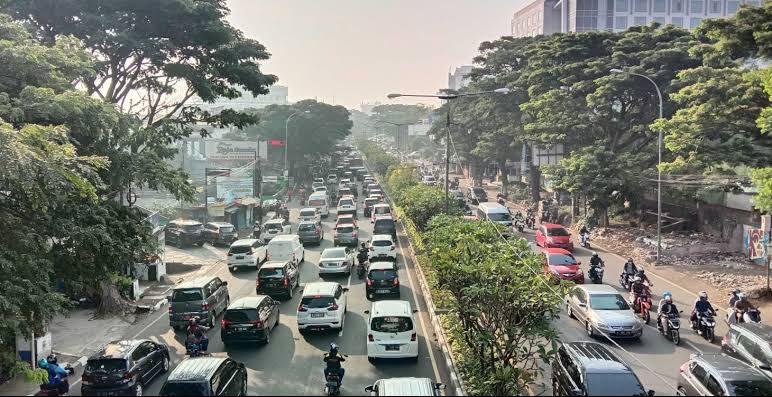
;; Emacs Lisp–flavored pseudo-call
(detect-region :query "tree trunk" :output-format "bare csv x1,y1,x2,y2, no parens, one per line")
529,164,541,204
499,159,508,197
95,280,133,318
595,207,610,227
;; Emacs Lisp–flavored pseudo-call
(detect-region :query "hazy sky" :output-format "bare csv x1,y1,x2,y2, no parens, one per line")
227,0,524,109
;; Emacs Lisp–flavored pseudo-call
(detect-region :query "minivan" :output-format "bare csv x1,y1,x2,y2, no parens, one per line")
259,218,291,243
168,277,230,329
81,339,170,397
308,192,330,218
373,216,397,240
366,300,418,363
227,239,268,271
202,222,237,246
159,357,247,396
365,378,445,396
298,207,321,224
165,220,205,248
266,234,305,266
476,202,513,231
256,261,300,299
220,296,280,346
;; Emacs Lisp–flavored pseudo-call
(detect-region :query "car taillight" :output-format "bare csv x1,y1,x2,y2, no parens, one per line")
221,319,231,328
352,231,358,236
297,304,307,312
366,278,373,286
368,334,374,342
411,332,417,342
328,304,339,311
202,302,209,311
250,319,263,328
392,278,400,287
283,277,288,286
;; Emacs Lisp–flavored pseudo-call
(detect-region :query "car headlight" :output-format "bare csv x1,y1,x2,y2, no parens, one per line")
576,268,583,275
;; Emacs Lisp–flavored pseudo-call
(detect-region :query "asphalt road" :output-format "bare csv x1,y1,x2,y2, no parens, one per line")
70,189,450,396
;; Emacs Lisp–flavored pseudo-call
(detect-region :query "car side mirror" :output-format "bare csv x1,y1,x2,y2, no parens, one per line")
342,287,349,292
222,281,228,286
648,390,656,397
364,310,370,314
166,295,172,301
364,386,374,393
435,383,446,390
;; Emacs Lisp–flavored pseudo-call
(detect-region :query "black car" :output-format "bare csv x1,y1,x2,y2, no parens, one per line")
467,187,488,205
373,217,397,241
255,261,300,299
451,190,466,208
159,357,247,396
722,323,772,377
365,262,400,300
552,342,652,396
221,296,280,345
202,222,237,246
81,339,170,396
165,220,205,248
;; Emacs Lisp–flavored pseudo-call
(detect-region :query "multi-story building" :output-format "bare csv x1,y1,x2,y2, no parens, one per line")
511,0,760,36
448,65,474,91
191,85,289,112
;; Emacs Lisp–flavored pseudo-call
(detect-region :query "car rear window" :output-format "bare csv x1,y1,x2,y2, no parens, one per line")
159,382,209,396
309,199,326,206
259,267,285,278
265,223,283,231
300,296,335,309
322,248,347,259
171,289,203,302
727,381,772,396
86,358,127,373
224,309,258,323
229,245,252,255
365,199,377,206
183,224,203,232
589,294,630,310
298,223,317,232
548,254,577,266
372,240,393,247
336,226,354,233
300,210,316,217
547,228,570,236
219,226,234,233
369,269,397,280
585,373,645,396
488,212,512,222
339,199,354,206
375,207,391,214
374,220,395,231
370,316,413,333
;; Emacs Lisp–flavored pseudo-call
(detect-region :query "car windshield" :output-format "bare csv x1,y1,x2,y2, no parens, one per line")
322,248,347,259
369,268,397,280
590,294,630,310
159,382,209,396
488,213,512,222
547,228,570,237
172,289,203,302
309,199,326,206
229,245,253,255
300,296,335,309
224,309,258,322
336,226,354,234
265,223,283,231
339,189,352,195
585,373,645,396
259,267,285,278
365,199,377,206
727,380,772,396
371,316,413,333
372,240,392,247
338,216,354,223
298,223,317,232
339,199,354,206
548,254,577,266
86,358,127,373
473,188,486,196
300,211,316,217
423,176,435,181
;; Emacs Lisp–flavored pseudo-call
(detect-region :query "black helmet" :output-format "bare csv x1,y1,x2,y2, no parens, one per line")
46,354,57,366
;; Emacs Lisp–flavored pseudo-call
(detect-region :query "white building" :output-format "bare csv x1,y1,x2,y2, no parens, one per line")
191,85,289,112
448,66,474,91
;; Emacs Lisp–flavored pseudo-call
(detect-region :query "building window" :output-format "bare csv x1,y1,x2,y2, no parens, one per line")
652,0,667,12
709,0,722,13
653,16,666,24
615,0,629,12
633,0,649,11
672,0,684,12
726,0,740,13
690,0,705,13
745,0,760,5
634,16,648,25
671,16,684,26
616,16,629,29
690,17,702,28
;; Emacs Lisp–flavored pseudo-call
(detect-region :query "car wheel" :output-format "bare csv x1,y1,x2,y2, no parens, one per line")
134,383,144,396
263,329,271,345
161,355,170,373
676,387,687,396
566,304,574,319
367,357,375,364
586,321,595,338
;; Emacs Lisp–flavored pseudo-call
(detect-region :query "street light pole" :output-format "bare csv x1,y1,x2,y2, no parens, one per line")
611,69,664,262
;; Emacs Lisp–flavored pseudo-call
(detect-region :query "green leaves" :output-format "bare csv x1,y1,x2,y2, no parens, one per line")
751,167,772,213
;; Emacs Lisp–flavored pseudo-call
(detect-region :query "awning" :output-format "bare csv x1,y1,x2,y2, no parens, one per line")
225,206,240,214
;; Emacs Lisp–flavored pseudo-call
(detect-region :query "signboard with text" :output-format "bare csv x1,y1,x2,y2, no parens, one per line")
205,140,260,163
216,177,254,201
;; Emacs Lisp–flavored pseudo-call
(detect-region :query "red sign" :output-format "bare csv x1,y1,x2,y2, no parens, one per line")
269,139,285,146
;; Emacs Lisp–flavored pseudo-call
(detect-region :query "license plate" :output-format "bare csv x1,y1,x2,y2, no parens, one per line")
376,289,390,293
311,313,324,318
377,254,388,257
617,331,631,336
385,345,400,351
236,256,244,260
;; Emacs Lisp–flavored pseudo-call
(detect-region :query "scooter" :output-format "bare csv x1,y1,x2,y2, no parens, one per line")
589,265,604,284
631,288,653,324
658,311,682,345
35,366,74,396
619,273,633,291
580,232,590,249
357,259,367,279
693,312,717,343
525,215,535,230
325,373,342,396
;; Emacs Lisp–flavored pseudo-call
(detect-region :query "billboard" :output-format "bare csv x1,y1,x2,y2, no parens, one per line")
216,177,254,201
205,140,267,163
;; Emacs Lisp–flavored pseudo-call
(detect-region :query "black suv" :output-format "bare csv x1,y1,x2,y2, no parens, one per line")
220,296,280,346
467,187,488,205
202,222,237,246
81,339,170,396
165,220,205,248
256,261,300,299
551,342,652,396
366,261,399,300
722,323,772,376
159,357,247,396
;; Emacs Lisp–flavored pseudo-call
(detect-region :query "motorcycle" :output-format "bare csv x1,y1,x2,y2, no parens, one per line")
619,273,633,291
588,265,604,284
35,366,74,396
525,215,535,230
693,312,717,343
185,341,207,358
631,288,653,324
325,373,342,396
515,219,525,233
729,308,762,324
658,311,682,345
580,232,590,249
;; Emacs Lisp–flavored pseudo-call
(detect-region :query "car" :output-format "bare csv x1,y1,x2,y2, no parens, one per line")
543,248,584,284
314,177,325,185
313,184,329,194
335,213,358,229
259,218,292,244
362,177,375,188
677,353,772,396
373,216,397,241
551,342,651,396
565,284,643,340
363,198,379,218
368,187,384,198
367,183,381,192
467,186,488,204
159,357,247,396
536,223,575,251
421,175,437,186
202,222,237,246
339,178,352,189
365,262,400,299
298,207,321,223
168,276,230,328
451,190,466,208
256,260,300,299
370,203,392,222
220,296,280,346
318,247,354,276
81,339,170,396
297,220,324,246
165,220,205,248
338,187,355,201
226,239,268,271
368,234,397,262
333,223,359,247
366,300,418,363
266,234,305,266
343,171,355,181
327,174,338,184
369,193,384,203
297,282,348,333
337,196,357,217
365,378,445,396
721,323,772,377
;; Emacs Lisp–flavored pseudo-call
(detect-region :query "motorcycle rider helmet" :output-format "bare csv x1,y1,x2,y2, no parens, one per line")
662,291,672,299
738,292,747,301
46,354,57,366
732,288,741,295
633,276,642,284
592,252,598,257
699,291,708,301
665,295,673,303
360,242,366,249
329,342,339,354
627,257,634,263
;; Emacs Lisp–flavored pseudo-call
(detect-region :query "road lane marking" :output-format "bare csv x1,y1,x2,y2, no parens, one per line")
340,270,353,337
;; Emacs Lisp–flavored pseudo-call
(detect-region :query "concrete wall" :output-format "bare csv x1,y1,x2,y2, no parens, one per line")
697,202,761,252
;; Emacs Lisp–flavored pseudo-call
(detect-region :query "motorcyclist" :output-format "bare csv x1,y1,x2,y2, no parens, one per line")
691,291,716,330
44,355,70,396
622,257,638,289
636,269,653,286
657,293,679,332
728,288,741,309
588,252,604,280
323,343,346,387
357,242,368,267
732,293,757,323
186,318,210,352
630,277,651,308
579,225,590,245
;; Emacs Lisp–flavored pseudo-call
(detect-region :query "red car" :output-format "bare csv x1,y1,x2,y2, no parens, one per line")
535,223,574,251
543,248,584,284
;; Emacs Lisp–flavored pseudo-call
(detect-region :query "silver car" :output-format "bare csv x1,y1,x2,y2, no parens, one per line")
318,247,354,276
566,284,643,340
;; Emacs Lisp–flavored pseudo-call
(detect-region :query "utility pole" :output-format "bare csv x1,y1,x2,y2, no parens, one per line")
445,102,451,214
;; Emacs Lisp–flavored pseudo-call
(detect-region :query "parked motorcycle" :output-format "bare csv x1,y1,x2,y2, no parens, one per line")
589,265,604,284
631,288,653,324
658,311,682,345
693,312,717,343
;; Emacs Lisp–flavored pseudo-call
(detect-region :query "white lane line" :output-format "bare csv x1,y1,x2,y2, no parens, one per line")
340,270,353,338
395,231,442,384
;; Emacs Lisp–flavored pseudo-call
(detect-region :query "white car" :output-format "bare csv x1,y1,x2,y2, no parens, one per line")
366,300,419,363
314,177,325,184
318,247,354,276
365,378,445,396
298,207,321,224
259,218,291,243
327,174,338,184
370,203,392,223
337,197,357,213
368,234,397,261
226,239,268,271
266,234,305,266
421,175,437,186
297,282,348,332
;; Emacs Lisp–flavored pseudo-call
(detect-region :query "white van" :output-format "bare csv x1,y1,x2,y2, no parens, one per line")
476,202,513,227
365,300,419,362
365,378,445,396
227,239,268,272
308,192,330,218
266,234,305,266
